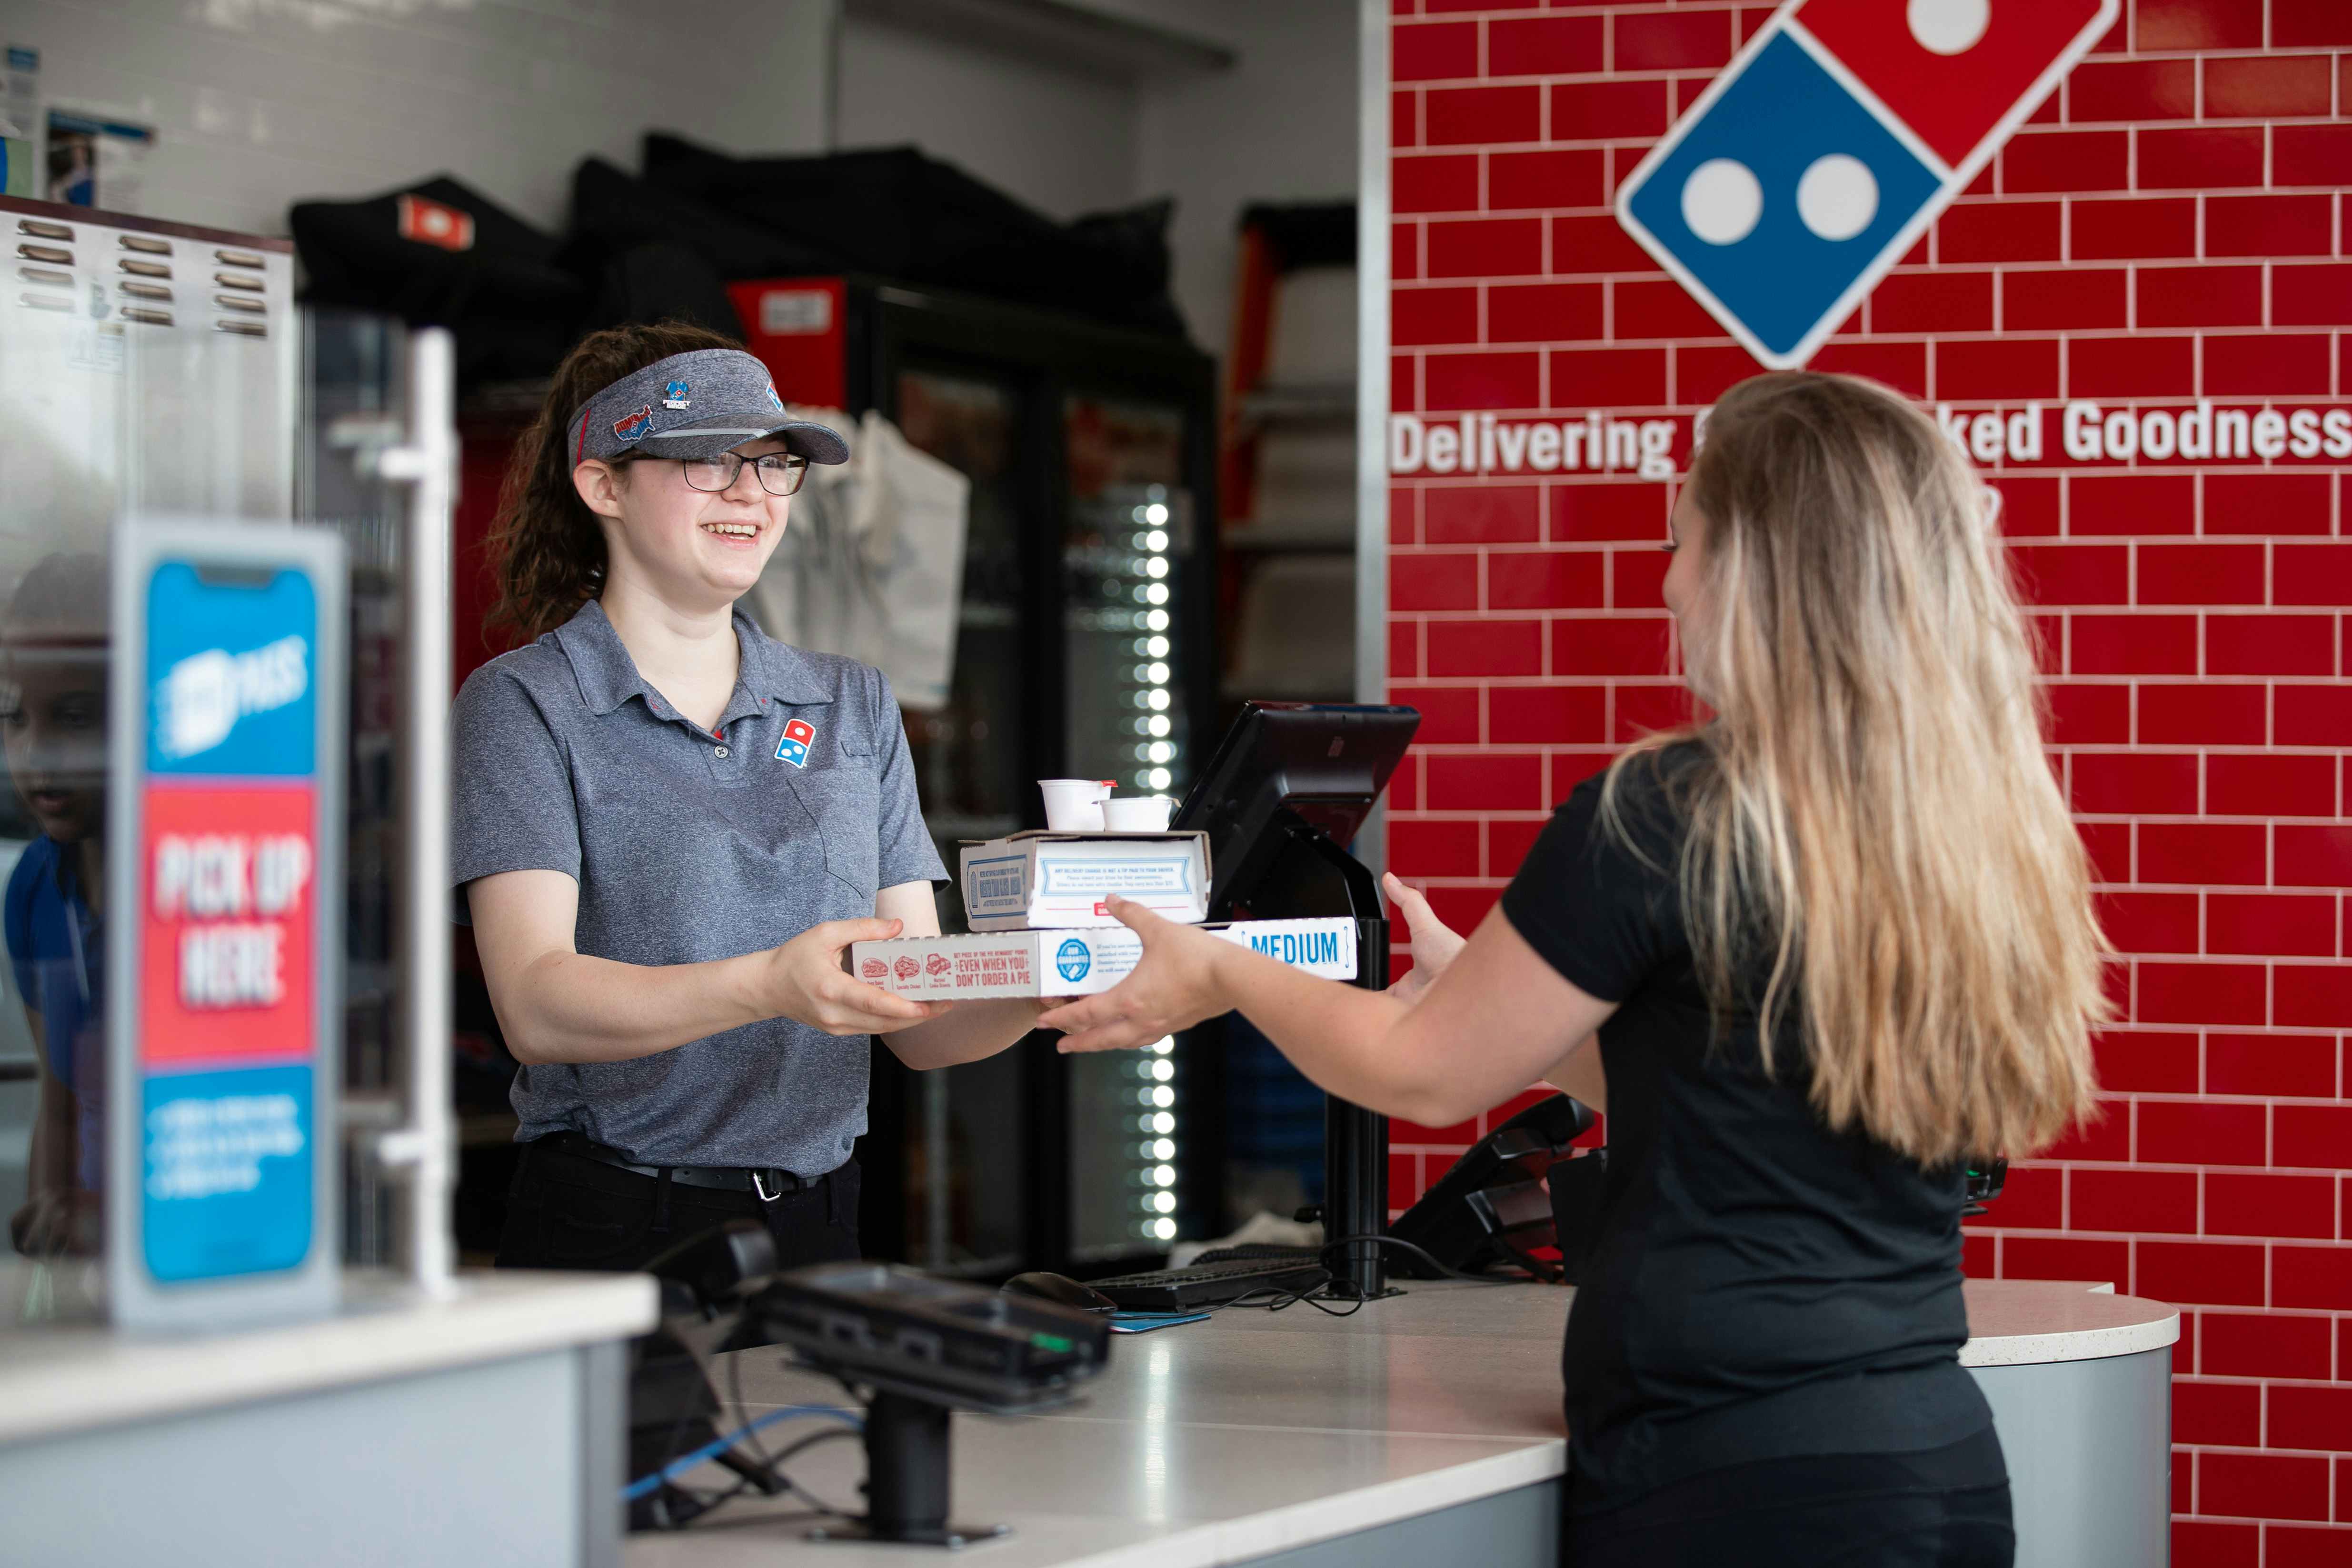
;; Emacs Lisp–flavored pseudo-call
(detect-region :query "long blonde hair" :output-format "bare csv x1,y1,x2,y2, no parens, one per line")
1608,371,2105,1165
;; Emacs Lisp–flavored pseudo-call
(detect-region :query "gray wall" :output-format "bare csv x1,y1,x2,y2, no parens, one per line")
837,11,1139,221
7,0,1358,354
5,0,833,235
837,0,1359,352
1131,0,1360,360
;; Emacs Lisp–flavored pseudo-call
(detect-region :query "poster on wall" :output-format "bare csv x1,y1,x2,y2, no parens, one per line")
107,520,344,1331
46,108,153,212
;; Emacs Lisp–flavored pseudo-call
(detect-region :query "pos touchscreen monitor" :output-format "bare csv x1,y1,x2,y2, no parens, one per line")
1170,701,1419,919
1170,701,1418,1298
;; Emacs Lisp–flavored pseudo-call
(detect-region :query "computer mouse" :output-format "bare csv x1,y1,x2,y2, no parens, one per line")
1001,1271,1117,1314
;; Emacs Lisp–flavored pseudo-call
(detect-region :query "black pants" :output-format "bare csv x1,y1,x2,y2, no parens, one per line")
1566,1428,2014,1568
496,1136,861,1275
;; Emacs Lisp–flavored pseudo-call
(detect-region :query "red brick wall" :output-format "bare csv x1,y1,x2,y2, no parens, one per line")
1382,2,2352,1560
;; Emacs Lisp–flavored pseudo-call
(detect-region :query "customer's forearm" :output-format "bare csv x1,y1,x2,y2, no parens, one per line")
1207,945,1466,1120
498,949,770,1065
1216,944,1594,1127
887,1000,1044,1069
1545,1034,1607,1114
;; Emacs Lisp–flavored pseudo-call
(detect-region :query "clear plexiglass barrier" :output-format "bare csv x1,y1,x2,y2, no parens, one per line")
0,203,439,1309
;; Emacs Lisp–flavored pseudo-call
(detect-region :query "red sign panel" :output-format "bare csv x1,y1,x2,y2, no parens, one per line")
139,781,317,1067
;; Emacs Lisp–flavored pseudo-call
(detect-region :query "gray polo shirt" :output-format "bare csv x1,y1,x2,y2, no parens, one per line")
449,598,946,1173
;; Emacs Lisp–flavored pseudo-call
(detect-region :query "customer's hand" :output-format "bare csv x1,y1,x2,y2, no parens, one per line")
1037,898,1233,1053
10,1189,99,1256
1384,873,1465,1006
764,918,946,1036
8,1196,41,1255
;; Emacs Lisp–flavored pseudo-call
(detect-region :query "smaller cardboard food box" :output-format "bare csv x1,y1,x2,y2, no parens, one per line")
958,831,1211,931
850,918,1357,999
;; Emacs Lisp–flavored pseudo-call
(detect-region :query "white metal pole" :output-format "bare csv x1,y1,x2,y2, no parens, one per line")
373,326,458,1296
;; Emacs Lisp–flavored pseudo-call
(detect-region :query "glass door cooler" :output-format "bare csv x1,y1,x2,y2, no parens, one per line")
739,279,1222,1279
436,278,1223,1280
0,196,297,1259
0,195,439,1288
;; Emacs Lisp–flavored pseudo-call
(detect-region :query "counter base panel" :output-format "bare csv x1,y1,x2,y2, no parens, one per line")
1238,1478,1560,1568
0,1342,604,1568
1971,1345,2172,1568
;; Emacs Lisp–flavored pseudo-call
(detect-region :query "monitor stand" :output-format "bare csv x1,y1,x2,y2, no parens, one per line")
1235,811,1391,1299
806,1390,1011,1548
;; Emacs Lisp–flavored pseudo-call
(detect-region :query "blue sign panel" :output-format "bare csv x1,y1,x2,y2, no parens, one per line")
141,1064,313,1282
144,561,317,777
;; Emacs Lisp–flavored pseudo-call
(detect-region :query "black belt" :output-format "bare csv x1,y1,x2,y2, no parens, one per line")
547,1133,815,1202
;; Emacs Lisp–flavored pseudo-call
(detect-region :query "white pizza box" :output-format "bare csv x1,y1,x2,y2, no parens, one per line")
958,830,1211,931
849,917,1357,999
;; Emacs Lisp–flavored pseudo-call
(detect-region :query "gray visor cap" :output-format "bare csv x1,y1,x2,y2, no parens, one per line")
565,348,850,467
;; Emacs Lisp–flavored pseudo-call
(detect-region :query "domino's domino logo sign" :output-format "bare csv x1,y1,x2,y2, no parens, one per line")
1615,0,2119,370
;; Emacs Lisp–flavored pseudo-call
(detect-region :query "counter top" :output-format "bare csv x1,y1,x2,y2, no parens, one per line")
628,1276,2174,1568
1956,1278,2177,1367
0,1265,657,1446
630,1280,1567,1568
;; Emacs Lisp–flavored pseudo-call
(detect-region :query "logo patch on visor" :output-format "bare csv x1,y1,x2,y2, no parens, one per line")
611,405,654,444
775,718,816,768
763,380,785,414
661,380,690,410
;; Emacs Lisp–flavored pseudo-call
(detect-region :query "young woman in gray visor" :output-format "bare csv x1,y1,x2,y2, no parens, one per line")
452,323,1039,1272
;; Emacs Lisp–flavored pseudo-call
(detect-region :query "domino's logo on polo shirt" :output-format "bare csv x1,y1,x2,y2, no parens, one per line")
775,718,816,768
1615,0,2117,370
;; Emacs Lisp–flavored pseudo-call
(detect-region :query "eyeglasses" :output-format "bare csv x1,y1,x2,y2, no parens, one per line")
671,451,809,497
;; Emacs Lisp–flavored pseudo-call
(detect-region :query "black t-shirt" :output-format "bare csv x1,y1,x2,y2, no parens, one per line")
1499,742,1991,1507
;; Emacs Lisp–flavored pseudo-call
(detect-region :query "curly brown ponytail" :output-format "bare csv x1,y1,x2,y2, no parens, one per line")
484,319,747,644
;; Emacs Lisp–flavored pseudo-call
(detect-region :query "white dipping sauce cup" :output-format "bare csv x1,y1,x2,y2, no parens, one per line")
1102,795,1174,832
1039,779,1113,832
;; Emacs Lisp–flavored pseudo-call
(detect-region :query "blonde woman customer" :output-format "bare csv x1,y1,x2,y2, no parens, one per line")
1040,371,2105,1567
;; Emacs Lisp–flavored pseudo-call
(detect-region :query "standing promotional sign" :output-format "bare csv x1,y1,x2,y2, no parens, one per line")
108,520,344,1329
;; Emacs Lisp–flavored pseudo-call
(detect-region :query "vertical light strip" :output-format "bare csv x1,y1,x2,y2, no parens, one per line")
1123,486,1179,1240
1141,1035,1178,1242
1354,0,1393,880
1129,494,1176,792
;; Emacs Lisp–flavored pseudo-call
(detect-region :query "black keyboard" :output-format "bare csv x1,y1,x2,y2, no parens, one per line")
1088,1256,1331,1312
1189,1244,1320,1267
